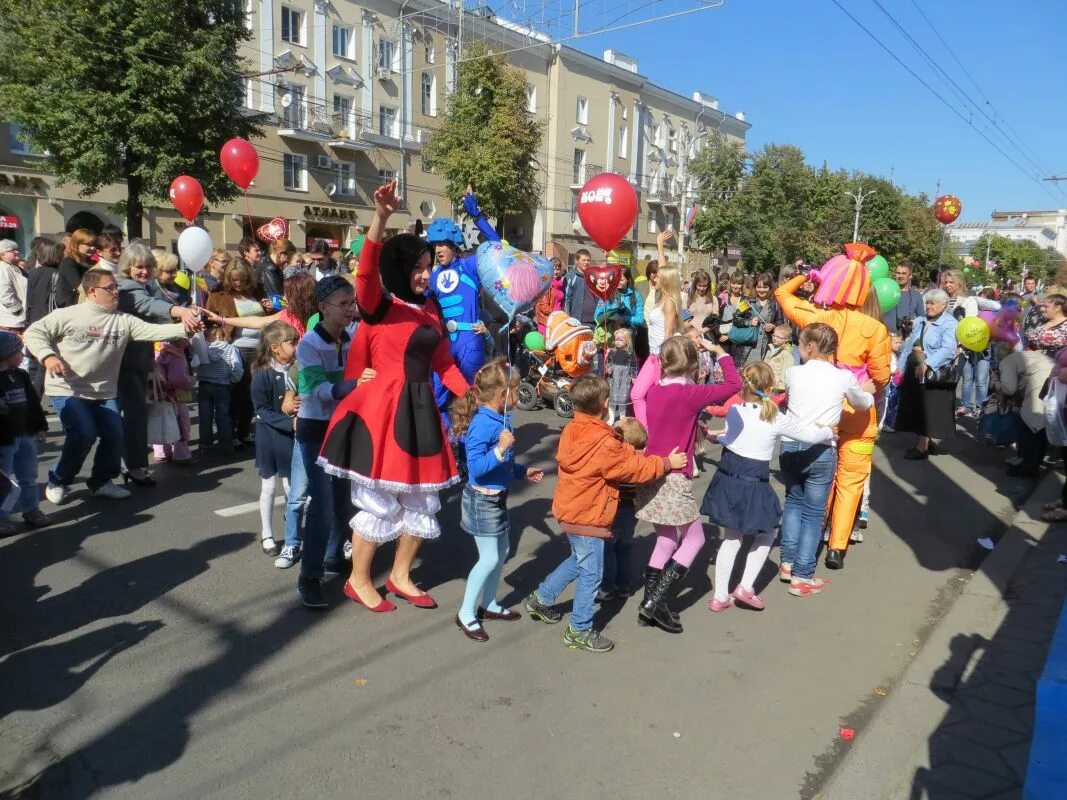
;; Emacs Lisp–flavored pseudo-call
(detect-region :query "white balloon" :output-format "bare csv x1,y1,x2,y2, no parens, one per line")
177,226,213,272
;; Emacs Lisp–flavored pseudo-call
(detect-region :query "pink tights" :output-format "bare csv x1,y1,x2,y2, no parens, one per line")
630,355,661,426
649,519,706,569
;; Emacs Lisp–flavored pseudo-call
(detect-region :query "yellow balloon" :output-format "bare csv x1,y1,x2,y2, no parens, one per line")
956,317,990,352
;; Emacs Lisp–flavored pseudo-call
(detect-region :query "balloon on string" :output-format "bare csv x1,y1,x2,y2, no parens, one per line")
867,254,890,281
956,317,990,352
872,277,901,313
476,241,554,322
575,173,639,251
219,138,260,190
524,331,545,351
934,194,962,224
168,175,204,222
585,264,622,301
177,226,213,272
256,217,289,243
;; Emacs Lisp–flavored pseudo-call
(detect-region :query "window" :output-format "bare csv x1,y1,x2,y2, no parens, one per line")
668,127,677,152
647,211,657,234
378,169,396,183
572,149,586,185
283,154,307,190
425,42,435,64
244,0,254,33
332,25,352,58
526,85,537,113
570,195,578,222
243,77,255,109
333,94,353,138
377,39,397,72
618,125,628,159
281,6,302,45
281,85,306,129
421,72,437,117
335,161,355,196
421,155,433,173
576,96,589,125
378,105,397,137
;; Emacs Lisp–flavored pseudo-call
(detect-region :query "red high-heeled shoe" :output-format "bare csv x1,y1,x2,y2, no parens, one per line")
343,581,396,612
385,578,437,609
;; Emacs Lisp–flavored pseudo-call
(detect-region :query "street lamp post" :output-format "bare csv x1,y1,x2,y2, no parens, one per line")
845,186,876,242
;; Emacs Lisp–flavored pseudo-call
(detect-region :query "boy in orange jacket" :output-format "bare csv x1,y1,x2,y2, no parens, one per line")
524,374,686,653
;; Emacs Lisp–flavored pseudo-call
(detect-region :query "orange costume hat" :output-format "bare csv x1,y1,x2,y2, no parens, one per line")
810,243,876,309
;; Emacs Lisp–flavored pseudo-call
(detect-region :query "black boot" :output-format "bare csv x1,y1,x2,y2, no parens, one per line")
824,549,845,570
638,566,679,627
637,560,687,634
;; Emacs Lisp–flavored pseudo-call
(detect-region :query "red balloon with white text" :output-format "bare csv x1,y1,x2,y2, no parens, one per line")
219,138,260,190
576,173,639,252
169,175,204,222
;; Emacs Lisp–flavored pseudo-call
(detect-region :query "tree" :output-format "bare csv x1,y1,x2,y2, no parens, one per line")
0,0,263,237
969,234,1058,285
422,42,545,223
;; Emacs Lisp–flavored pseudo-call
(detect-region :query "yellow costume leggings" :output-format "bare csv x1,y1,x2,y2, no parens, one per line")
827,436,876,552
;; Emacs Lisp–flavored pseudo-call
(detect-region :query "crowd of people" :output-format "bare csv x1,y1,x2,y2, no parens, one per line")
2,182,1065,654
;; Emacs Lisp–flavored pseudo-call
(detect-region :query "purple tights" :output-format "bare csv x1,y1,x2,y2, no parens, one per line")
649,519,706,569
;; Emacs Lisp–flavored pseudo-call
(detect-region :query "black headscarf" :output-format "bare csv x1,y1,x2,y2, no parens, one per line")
380,233,432,305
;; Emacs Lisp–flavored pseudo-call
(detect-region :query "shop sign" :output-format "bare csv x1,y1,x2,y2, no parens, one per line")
304,206,357,223
0,215,17,229
309,237,340,249
0,173,46,192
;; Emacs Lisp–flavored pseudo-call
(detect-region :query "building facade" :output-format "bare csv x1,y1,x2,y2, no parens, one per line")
948,210,1067,261
0,0,748,274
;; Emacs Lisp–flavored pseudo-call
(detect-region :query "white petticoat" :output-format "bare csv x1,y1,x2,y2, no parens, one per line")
351,484,442,543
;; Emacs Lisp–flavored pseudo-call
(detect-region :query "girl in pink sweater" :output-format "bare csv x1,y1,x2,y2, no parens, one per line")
635,336,740,634
151,340,194,463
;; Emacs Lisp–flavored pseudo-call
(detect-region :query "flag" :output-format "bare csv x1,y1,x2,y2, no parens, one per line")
684,204,699,232
736,298,750,314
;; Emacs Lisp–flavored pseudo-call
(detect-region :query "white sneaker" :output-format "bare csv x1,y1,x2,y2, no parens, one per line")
45,482,70,505
343,540,353,560
90,481,131,500
275,545,300,569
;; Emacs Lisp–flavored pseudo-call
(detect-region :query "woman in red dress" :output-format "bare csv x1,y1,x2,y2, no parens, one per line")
320,181,469,611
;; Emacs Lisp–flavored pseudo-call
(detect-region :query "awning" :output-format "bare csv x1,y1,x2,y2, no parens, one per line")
0,215,17,229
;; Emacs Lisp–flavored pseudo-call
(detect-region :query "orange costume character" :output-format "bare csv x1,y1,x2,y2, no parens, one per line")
775,244,891,569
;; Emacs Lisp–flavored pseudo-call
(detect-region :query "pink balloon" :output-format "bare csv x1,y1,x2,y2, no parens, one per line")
219,138,260,190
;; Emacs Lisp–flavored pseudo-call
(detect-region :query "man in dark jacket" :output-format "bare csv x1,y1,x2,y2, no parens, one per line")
563,249,598,328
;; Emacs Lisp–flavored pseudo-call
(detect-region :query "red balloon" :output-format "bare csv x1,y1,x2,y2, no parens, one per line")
934,194,962,225
576,173,638,252
220,138,260,190
169,175,204,222
584,263,621,302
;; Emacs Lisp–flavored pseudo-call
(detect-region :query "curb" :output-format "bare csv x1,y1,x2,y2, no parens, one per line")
819,472,1060,800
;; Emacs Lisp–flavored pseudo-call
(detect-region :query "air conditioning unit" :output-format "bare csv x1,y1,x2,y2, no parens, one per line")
315,155,332,169
376,67,392,80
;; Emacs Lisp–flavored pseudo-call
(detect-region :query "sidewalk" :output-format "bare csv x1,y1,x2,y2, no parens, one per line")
821,473,1067,800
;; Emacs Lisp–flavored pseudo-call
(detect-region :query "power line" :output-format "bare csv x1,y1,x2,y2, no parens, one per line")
828,0,1063,205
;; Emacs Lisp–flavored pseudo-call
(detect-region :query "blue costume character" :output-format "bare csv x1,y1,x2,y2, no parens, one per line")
427,190,500,412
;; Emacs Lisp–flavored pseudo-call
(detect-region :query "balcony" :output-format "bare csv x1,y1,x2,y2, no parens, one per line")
278,108,333,143
570,164,603,190
328,127,376,152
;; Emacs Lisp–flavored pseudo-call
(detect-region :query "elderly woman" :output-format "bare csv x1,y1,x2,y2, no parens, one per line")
940,268,986,418
117,243,202,485
897,289,961,460
207,260,272,445
152,250,192,307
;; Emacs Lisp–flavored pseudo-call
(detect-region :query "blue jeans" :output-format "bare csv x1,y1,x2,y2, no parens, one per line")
537,534,605,631
197,382,232,450
603,505,636,592
296,425,344,580
284,441,308,549
778,441,837,580
49,397,123,491
0,436,40,519
960,353,990,413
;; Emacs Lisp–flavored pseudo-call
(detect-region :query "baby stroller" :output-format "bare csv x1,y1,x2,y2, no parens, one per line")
515,311,596,417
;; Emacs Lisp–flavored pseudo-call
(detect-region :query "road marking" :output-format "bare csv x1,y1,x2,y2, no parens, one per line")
214,497,285,517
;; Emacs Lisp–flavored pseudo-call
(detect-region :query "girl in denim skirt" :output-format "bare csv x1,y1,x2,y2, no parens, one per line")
451,358,544,642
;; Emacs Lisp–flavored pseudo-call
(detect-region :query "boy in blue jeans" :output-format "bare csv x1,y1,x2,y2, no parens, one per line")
0,332,49,535
524,375,685,652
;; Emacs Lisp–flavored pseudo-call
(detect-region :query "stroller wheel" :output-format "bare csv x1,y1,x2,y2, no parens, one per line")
554,391,574,418
515,381,539,411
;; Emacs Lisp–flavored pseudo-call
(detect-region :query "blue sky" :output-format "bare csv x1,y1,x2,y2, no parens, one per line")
576,0,1067,219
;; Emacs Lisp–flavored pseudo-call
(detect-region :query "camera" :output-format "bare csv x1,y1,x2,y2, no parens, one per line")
898,316,914,337
799,264,812,275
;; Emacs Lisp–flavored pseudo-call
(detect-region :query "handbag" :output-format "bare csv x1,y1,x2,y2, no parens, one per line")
147,373,180,445
918,321,964,387
727,319,758,345
1043,377,1067,447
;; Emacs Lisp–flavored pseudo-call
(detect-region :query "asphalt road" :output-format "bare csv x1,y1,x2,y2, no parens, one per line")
0,405,1035,799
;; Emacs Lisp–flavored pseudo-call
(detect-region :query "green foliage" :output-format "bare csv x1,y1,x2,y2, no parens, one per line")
422,42,544,222
690,141,944,274
0,0,264,236
969,233,1061,284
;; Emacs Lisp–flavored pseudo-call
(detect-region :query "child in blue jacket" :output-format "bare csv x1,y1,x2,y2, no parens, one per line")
450,358,544,642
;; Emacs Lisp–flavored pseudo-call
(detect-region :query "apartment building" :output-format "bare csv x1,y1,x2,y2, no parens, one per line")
0,0,747,268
